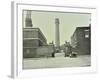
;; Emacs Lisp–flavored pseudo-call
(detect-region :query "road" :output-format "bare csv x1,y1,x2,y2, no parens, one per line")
23,53,91,69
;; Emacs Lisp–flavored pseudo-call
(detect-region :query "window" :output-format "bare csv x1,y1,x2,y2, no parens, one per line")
85,34,89,38
84,29,89,38
26,49,30,54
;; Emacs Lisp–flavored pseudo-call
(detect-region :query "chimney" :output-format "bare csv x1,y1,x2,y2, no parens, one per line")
25,10,33,27
55,18,60,52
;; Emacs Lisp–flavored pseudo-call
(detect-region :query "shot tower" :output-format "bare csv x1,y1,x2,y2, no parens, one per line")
55,18,60,52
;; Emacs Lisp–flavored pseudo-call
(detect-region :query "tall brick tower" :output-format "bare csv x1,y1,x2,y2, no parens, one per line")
25,10,32,27
55,18,60,52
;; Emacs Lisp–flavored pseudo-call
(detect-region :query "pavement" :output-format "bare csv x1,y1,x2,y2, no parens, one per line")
23,52,91,69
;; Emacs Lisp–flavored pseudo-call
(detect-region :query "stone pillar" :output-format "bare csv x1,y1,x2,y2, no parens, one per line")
55,18,60,52
25,10,33,27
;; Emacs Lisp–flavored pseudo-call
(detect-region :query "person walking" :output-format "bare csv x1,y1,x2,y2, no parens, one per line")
64,42,72,57
67,42,72,56
64,41,68,57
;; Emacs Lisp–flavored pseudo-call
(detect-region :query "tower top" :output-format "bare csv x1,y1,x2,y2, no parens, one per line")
55,18,60,24
26,10,32,19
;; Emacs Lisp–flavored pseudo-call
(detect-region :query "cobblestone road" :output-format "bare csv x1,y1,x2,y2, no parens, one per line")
23,53,91,69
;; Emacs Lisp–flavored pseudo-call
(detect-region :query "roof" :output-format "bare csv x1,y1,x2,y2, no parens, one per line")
75,27,90,31
23,27,47,41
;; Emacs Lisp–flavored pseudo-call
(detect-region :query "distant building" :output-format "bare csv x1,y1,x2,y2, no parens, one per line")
23,27,47,58
71,26,91,55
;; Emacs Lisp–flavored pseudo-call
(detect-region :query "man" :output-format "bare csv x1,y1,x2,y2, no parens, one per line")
64,41,68,57
67,42,72,56
64,42,72,57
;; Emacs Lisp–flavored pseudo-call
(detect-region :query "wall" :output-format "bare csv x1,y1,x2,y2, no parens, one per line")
0,0,100,80
71,27,90,55
77,27,90,55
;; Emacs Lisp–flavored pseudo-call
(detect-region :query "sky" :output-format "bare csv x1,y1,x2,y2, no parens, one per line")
23,10,91,45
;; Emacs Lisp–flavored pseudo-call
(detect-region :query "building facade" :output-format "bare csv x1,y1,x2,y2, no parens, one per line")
23,27,47,58
71,26,91,55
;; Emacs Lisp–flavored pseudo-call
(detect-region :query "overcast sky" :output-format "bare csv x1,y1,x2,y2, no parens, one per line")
23,10,91,45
